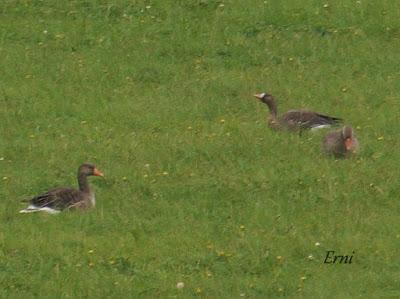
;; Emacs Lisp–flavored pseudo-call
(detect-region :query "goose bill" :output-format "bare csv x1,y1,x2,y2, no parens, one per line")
93,168,104,177
254,93,265,99
344,138,353,151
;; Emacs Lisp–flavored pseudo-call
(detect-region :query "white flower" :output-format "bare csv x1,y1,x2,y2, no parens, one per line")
176,282,184,289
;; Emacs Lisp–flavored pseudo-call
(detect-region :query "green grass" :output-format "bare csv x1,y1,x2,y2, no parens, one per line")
1,0,399,297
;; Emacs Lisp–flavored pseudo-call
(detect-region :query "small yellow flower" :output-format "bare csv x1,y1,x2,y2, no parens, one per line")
315,242,321,246
88,250,94,254
288,57,294,61
300,276,306,281
29,134,35,138
278,287,284,292
195,287,202,293
122,176,127,181
220,119,225,124
162,171,168,176
143,174,148,178
88,262,95,267
109,260,115,265
276,255,283,261
240,225,245,230
176,282,184,289
323,3,329,8
217,250,225,257
377,136,384,141
0,157,3,161
341,87,347,92
2,177,8,180
187,126,193,130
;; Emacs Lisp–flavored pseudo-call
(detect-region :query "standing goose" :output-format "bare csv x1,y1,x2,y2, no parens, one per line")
322,126,359,158
20,163,104,214
254,92,342,131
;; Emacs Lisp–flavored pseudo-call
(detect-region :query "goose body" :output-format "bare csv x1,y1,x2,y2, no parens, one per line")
20,163,103,214
322,126,359,158
254,93,342,131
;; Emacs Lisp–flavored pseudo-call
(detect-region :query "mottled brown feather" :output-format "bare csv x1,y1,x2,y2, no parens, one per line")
254,93,342,131
21,163,102,213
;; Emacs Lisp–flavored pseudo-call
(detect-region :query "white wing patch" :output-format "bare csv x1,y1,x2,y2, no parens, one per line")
311,124,331,131
19,205,60,215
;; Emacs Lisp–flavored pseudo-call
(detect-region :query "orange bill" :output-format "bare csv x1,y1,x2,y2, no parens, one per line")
344,138,353,151
93,168,104,177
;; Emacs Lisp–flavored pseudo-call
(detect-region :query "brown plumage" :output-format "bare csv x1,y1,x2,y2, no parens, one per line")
20,163,104,214
322,126,359,158
254,93,342,131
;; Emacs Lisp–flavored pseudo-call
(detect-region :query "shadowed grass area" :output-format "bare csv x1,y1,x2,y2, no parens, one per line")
0,0,399,297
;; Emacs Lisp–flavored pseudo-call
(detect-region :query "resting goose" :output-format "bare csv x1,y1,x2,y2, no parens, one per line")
322,126,359,158
20,163,103,214
254,92,342,131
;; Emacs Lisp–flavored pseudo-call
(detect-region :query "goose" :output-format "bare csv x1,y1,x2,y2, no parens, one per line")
254,92,342,131
19,163,103,214
322,126,359,158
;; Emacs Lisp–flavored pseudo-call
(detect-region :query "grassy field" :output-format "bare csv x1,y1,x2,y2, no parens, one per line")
1,0,399,297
